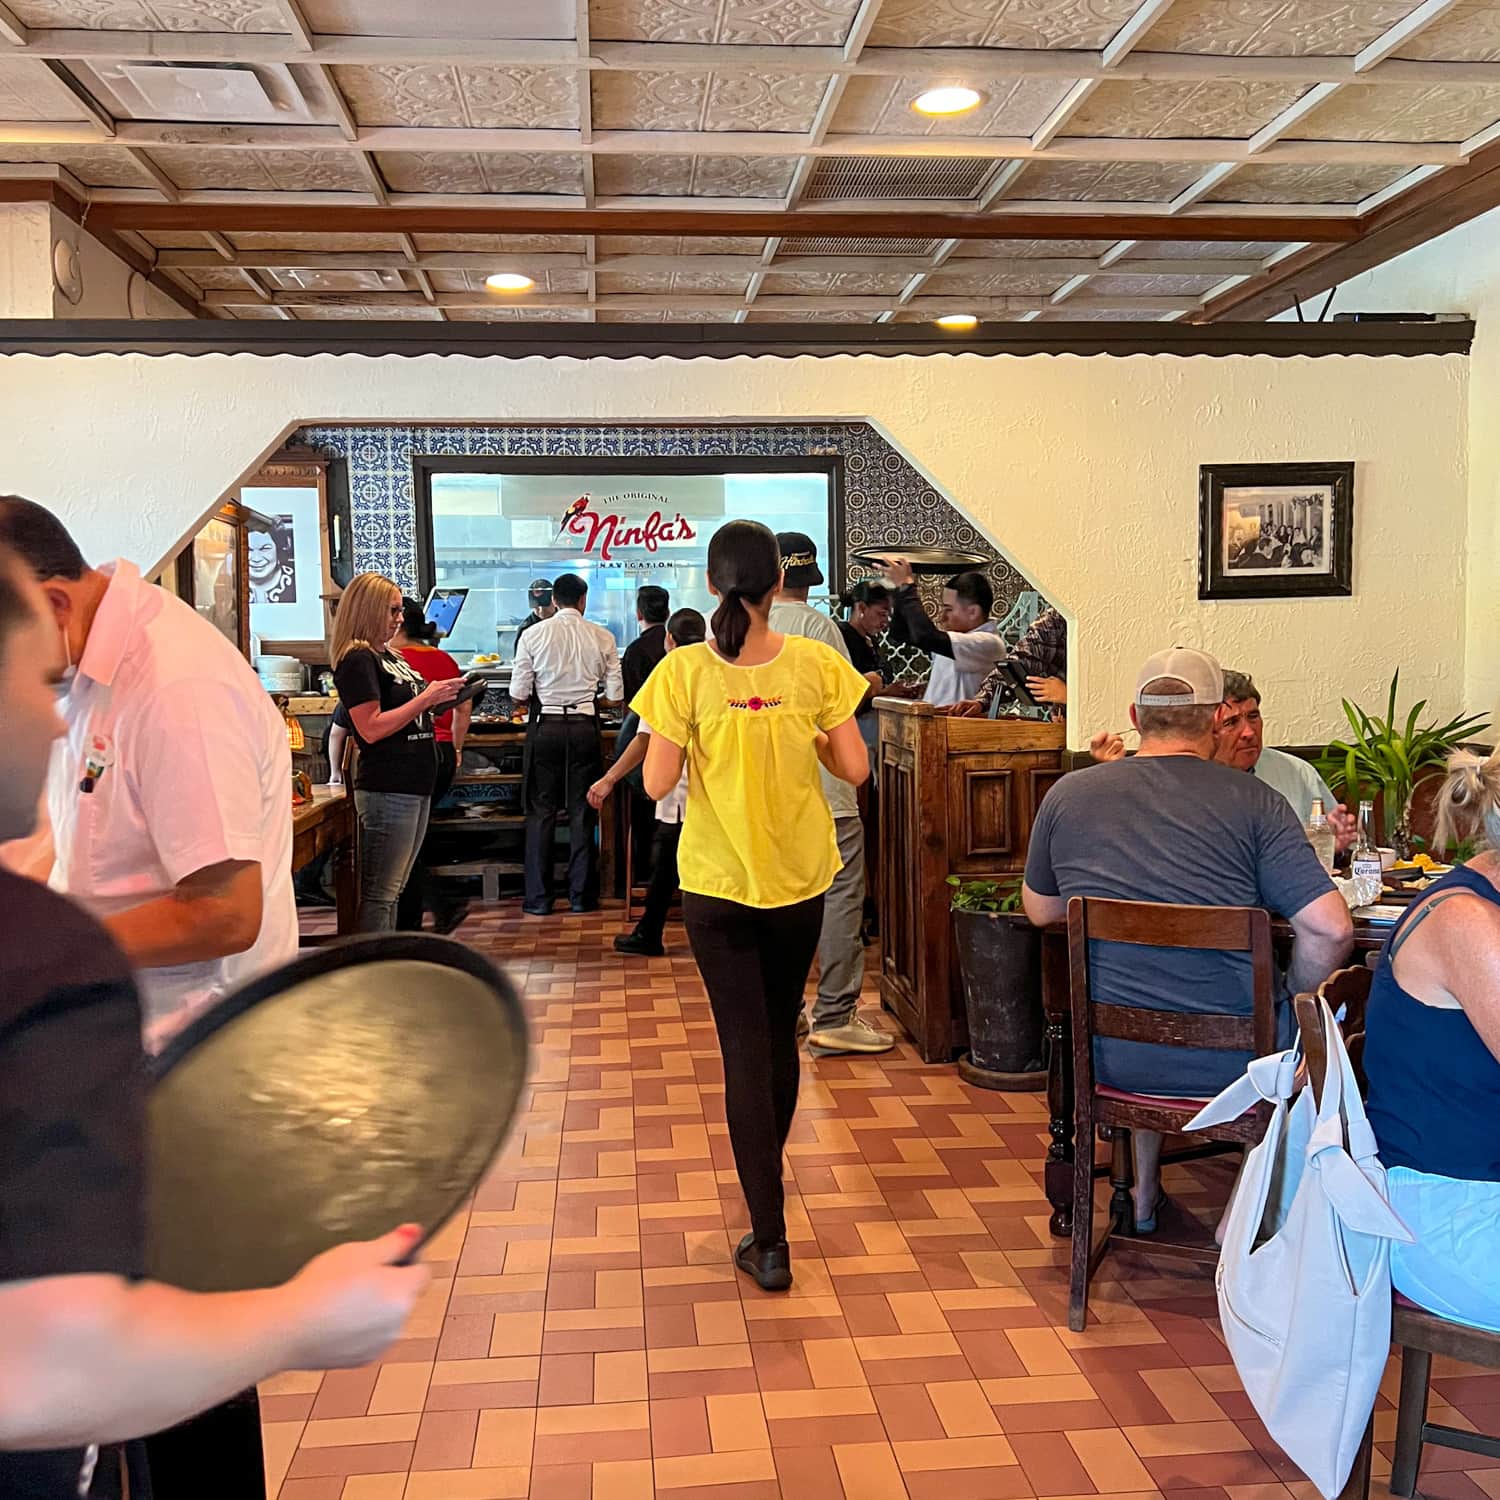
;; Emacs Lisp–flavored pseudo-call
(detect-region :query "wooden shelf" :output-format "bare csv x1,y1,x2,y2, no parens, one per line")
451,773,522,785
431,814,525,829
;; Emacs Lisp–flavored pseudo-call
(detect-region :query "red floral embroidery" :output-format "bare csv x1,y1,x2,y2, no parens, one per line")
727,694,783,712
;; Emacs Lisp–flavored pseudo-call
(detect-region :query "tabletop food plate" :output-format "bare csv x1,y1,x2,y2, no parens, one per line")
147,936,529,1293
849,546,991,574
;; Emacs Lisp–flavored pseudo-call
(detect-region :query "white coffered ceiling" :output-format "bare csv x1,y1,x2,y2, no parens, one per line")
1,0,1498,321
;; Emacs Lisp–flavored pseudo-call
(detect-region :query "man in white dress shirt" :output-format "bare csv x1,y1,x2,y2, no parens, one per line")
510,572,624,916
0,496,297,1053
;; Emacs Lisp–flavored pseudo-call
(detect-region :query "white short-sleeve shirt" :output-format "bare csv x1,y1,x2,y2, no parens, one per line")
49,561,297,1051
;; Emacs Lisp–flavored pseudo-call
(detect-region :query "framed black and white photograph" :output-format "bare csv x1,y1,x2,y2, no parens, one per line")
1198,461,1354,600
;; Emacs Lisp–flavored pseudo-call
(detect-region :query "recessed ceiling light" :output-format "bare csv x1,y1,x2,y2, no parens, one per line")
935,313,979,331
485,272,534,292
912,85,983,117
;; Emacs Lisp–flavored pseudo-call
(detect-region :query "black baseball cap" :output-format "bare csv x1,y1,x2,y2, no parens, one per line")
775,531,823,588
527,578,553,607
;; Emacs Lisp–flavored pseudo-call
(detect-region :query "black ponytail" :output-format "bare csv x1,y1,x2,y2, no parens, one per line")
707,519,782,660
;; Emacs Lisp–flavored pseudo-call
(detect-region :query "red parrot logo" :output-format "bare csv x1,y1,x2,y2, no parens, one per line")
555,494,589,540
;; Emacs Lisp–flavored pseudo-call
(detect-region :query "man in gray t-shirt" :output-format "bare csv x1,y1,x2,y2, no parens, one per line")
770,533,893,1057
1023,646,1353,1231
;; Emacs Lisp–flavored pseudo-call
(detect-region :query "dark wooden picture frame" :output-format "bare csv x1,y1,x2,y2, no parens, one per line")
174,499,260,658
1198,461,1354,601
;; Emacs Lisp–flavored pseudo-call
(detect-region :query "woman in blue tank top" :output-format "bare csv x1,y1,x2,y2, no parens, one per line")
1364,751,1500,1333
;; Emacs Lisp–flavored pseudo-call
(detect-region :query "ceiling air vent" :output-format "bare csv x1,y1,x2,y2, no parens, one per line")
98,62,313,123
801,157,992,202
780,237,939,256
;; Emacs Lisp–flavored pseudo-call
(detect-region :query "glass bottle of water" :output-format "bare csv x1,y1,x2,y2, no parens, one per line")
1304,798,1336,872
1350,800,1383,905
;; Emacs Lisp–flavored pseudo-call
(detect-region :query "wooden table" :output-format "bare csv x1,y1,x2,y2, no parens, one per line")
291,785,356,936
1036,912,1390,1238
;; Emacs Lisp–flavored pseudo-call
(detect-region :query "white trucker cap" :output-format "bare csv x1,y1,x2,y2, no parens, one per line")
1134,646,1224,708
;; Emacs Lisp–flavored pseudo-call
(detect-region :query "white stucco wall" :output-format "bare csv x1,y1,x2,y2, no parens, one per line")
1286,207,1498,720
0,204,54,316
0,348,1468,746
0,202,188,319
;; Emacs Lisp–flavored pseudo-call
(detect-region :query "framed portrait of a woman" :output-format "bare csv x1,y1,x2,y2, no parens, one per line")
238,449,335,656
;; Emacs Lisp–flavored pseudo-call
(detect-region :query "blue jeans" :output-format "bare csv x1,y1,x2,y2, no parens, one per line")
354,790,430,933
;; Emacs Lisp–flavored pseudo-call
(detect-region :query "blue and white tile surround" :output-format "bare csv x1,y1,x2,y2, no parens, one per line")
293,421,1045,640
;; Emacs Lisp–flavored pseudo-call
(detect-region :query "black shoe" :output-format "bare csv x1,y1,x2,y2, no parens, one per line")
522,902,553,918
570,899,599,914
735,1232,792,1292
614,931,665,958
433,901,470,936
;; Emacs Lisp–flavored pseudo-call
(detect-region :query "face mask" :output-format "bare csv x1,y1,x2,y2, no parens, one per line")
55,623,76,696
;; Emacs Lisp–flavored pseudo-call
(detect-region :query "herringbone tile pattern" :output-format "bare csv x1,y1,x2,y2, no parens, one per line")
265,906,1500,1500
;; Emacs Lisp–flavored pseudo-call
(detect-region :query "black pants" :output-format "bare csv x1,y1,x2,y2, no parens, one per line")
629,789,658,885
634,821,682,946
683,891,824,1246
397,741,459,931
524,716,602,909
143,1389,264,1499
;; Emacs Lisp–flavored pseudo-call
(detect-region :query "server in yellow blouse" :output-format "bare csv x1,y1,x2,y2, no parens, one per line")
634,521,870,1292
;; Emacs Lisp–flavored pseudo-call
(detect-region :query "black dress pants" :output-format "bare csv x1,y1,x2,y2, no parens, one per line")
682,891,824,1246
523,716,602,909
397,740,459,930
634,822,682,947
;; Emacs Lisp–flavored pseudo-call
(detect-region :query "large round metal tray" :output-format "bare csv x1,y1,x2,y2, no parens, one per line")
148,935,528,1292
849,546,991,574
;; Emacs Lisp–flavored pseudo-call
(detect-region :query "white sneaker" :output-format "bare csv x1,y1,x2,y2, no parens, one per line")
807,1015,896,1055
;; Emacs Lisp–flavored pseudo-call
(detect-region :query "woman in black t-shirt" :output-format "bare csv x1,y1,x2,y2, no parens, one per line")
331,573,462,931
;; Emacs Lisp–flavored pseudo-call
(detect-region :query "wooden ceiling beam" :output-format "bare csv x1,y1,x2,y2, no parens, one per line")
0,119,1461,167
1196,135,1500,320
198,287,1201,313
158,248,1270,277
13,30,1500,86
82,200,1360,242
0,3,26,46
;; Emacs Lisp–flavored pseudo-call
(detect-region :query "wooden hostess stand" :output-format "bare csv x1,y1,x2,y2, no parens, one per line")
875,701,1066,1063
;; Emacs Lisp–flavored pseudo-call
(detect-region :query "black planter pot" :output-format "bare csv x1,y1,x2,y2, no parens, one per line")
951,908,1047,1091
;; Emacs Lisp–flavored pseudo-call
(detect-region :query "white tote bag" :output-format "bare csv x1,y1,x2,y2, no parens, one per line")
1185,997,1413,1498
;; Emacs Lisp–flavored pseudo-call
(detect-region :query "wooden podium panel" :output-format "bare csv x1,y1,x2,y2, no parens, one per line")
876,701,1065,1063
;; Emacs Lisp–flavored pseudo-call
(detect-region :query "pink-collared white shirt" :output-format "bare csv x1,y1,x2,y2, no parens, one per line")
48,560,297,1051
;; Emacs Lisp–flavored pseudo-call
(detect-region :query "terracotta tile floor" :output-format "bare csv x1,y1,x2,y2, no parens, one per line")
267,904,1500,1500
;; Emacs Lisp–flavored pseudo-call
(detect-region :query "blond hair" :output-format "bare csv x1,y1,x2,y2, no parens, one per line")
1434,748,1500,855
331,572,400,666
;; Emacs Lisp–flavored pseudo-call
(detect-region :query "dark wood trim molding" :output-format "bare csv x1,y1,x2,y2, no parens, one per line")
0,318,1471,359
80,200,1359,245
1196,138,1500,322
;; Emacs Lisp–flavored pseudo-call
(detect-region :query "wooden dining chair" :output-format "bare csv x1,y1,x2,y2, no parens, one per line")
1295,994,1500,1500
1318,963,1373,1091
1067,895,1278,1332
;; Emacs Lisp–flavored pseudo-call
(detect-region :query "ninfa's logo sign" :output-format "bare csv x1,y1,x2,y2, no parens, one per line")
501,472,724,558
554,492,698,561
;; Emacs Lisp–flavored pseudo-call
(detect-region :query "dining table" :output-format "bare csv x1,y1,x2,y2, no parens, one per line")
1032,909,1394,1239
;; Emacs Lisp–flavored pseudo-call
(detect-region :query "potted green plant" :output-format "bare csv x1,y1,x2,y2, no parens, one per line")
948,876,1046,1092
1318,670,1489,857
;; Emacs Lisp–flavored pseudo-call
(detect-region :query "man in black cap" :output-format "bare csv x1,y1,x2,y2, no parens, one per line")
769,533,894,1057
514,578,556,649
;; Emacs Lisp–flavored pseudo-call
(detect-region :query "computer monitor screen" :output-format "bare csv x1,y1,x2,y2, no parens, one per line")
424,587,468,639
